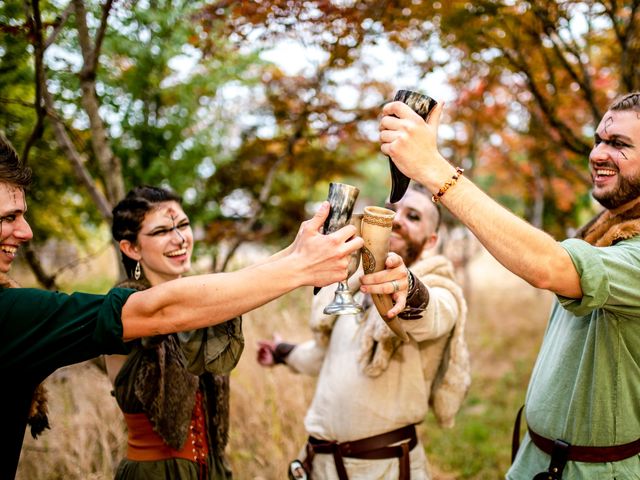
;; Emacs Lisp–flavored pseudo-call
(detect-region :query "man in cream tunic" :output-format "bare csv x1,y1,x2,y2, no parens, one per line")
258,184,469,479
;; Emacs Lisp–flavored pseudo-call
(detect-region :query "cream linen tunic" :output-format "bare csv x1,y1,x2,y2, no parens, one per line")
284,281,459,480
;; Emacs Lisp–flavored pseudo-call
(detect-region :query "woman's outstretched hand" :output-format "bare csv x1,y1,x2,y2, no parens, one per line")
289,201,364,288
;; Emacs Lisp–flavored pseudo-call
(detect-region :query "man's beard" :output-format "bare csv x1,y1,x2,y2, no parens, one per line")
593,170,640,210
394,238,425,267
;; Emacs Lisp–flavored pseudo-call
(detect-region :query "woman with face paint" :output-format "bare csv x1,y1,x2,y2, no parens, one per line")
106,185,242,479
1,133,367,480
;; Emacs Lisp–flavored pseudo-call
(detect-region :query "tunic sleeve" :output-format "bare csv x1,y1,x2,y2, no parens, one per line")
558,237,640,316
177,317,244,375
402,285,459,342
0,287,134,376
284,340,327,376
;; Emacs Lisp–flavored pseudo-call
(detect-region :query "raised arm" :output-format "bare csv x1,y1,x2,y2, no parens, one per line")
121,202,364,340
379,101,581,298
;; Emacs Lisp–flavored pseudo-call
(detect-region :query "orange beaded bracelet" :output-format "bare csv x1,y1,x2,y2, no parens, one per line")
432,167,464,203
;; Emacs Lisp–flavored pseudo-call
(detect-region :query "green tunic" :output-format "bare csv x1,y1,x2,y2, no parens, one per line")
508,237,640,479
0,287,134,480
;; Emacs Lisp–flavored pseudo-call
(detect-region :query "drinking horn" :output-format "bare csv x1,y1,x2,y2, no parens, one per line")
388,90,438,203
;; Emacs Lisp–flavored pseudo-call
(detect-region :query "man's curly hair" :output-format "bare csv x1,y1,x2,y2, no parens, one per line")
0,133,32,189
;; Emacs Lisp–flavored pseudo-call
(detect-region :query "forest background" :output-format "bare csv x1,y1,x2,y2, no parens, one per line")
2,0,639,478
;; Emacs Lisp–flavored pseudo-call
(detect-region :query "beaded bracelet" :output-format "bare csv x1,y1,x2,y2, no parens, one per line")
432,167,465,203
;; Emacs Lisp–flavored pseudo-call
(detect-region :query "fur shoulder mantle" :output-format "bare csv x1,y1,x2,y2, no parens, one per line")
576,202,640,247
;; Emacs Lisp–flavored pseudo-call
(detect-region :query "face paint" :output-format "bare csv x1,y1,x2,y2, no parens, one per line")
133,201,194,285
590,110,640,211
604,115,614,136
145,208,187,244
0,184,33,273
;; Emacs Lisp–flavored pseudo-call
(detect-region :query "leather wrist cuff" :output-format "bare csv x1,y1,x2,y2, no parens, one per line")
273,342,296,364
399,276,429,320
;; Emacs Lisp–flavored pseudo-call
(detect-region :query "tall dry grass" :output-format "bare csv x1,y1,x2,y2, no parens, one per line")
16,245,552,479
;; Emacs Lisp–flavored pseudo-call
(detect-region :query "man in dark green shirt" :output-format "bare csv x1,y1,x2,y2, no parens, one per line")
0,134,376,479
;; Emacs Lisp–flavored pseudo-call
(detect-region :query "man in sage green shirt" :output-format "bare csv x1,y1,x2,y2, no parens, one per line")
511,236,640,478
379,91,640,479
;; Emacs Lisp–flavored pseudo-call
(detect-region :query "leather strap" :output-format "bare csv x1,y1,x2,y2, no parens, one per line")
306,424,417,480
398,441,410,479
528,427,640,463
511,404,525,463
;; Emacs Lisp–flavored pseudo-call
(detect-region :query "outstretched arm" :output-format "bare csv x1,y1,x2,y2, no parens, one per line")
379,101,581,298
121,202,364,340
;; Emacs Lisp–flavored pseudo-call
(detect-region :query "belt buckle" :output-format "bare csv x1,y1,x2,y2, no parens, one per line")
288,460,308,480
533,438,570,480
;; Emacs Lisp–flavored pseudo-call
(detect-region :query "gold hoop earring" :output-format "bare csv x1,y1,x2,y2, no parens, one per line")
134,261,141,280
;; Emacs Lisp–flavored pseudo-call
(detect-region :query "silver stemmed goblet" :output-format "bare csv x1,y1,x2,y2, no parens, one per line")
323,213,363,315
313,182,360,298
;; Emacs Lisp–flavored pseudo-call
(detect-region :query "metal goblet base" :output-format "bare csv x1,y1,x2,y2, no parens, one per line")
323,288,363,316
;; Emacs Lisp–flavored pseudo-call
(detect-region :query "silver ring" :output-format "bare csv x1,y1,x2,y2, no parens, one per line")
391,279,399,293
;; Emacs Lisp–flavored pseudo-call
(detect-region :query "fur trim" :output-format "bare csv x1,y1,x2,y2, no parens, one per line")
309,254,470,428
575,202,640,247
117,278,199,449
28,383,51,438
203,373,231,457
117,278,232,453
357,255,470,428
420,267,469,428
133,336,199,450
404,255,470,428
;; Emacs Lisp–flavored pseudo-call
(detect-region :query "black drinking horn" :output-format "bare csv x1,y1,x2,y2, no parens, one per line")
388,90,438,203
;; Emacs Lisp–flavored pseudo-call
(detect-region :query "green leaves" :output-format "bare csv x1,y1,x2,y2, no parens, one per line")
2,0,634,284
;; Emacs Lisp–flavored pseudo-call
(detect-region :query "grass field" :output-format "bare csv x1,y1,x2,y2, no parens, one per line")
16,245,553,479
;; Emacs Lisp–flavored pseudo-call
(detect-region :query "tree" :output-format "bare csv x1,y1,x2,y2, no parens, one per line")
1,0,263,285
3,0,636,286
205,0,639,236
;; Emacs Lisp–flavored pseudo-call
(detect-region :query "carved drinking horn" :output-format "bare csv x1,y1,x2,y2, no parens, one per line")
388,90,438,204
361,206,409,342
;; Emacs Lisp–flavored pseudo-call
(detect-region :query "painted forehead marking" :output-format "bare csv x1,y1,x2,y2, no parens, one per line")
0,186,26,238
0,184,25,210
144,206,186,231
603,115,614,136
162,207,180,223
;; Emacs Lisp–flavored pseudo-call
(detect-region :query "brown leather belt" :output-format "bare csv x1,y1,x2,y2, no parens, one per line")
528,426,640,463
303,424,418,480
512,405,640,480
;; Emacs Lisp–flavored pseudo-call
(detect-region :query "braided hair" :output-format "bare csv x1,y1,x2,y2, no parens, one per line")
609,92,640,112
